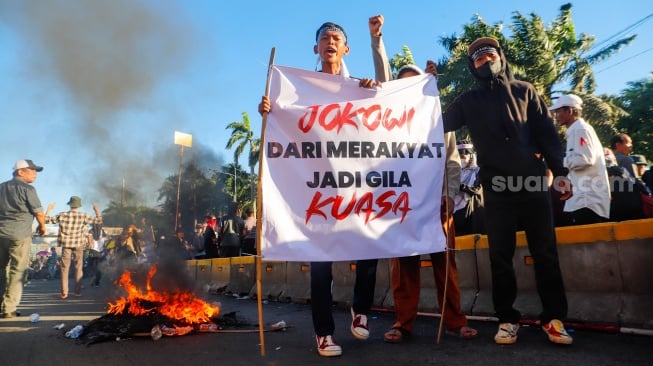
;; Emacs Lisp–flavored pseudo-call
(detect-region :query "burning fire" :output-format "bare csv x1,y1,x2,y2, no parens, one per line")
107,266,219,324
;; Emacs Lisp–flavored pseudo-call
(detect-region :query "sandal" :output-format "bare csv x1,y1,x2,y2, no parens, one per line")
384,328,408,343
445,326,478,340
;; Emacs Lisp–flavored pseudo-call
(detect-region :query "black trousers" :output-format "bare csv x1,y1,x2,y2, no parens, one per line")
310,259,378,336
565,207,608,226
483,189,568,324
310,261,334,336
352,259,378,315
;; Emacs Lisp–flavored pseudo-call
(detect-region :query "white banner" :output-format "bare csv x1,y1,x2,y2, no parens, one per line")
261,65,446,262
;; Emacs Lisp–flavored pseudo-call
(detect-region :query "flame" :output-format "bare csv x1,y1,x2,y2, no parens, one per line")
107,265,219,324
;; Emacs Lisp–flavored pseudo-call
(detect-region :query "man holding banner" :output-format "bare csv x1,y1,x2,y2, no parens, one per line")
443,37,574,345
367,14,478,343
259,21,448,357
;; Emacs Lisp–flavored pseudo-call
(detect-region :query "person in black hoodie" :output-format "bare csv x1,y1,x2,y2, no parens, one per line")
443,37,574,346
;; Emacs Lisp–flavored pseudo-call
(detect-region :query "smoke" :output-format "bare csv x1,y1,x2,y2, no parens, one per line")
3,0,192,113
1,0,221,206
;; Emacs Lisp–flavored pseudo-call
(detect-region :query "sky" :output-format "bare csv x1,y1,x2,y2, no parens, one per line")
1,0,651,213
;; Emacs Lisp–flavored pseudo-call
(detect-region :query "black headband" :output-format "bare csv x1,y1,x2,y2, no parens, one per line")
470,46,498,61
315,22,347,44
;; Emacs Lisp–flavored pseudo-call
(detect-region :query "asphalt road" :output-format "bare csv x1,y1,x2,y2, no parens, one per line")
1,275,651,366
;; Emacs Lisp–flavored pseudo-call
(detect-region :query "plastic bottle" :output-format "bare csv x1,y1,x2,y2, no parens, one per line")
271,320,287,331
150,325,162,341
65,325,84,339
29,313,40,323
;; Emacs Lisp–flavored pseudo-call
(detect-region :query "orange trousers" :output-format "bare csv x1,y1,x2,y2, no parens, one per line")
390,213,468,333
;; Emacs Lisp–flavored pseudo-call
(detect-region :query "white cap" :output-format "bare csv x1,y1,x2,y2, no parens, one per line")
396,64,424,79
12,159,43,172
549,94,583,110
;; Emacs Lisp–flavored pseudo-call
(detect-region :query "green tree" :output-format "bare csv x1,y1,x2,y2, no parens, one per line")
157,161,217,233
509,4,634,100
101,201,137,228
388,45,416,79
615,74,653,161
435,4,634,100
226,112,260,211
211,162,253,212
394,3,633,144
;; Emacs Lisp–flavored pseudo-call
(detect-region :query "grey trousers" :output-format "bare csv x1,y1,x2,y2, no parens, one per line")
0,236,31,314
60,246,84,296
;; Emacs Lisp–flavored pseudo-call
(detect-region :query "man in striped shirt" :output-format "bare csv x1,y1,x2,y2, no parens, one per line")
45,196,102,299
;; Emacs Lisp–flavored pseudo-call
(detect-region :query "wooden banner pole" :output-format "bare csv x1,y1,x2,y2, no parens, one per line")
436,164,451,344
256,47,276,357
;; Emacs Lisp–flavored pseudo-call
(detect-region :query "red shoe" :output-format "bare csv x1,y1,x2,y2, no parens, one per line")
315,335,342,357
350,308,369,340
542,319,573,345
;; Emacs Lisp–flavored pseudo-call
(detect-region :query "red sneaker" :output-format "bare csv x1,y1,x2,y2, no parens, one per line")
542,319,573,345
315,335,342,357
350,308,369,340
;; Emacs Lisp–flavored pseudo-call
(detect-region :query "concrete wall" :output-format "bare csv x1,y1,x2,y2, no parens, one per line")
187,218,653,329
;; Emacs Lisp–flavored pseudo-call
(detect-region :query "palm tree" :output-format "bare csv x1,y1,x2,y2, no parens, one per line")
415,3,633,144
388,45,416,78
210,161,262,218
509,3,635,97
436,4,634,100
226,112,260,210
615,74,653,160
157,162,218,232
102,201,137,228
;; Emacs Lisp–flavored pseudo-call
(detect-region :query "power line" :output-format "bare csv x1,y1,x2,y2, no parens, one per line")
589,12,653,78
590,12,653,50
590,12,653,52
595,47,653,74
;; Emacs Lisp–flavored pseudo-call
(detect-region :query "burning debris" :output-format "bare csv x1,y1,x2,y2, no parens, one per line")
65,265,259,345
108,266,218,324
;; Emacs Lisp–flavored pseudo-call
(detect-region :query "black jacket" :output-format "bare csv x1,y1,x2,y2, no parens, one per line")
443,45,567,192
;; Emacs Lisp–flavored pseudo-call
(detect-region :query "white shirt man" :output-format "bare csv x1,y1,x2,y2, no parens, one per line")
550,94,610,224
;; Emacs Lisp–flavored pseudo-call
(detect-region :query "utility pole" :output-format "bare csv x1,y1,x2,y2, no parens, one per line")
174,131,192,230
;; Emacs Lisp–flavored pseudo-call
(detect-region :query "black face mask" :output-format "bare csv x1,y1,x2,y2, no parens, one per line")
476,60,502,79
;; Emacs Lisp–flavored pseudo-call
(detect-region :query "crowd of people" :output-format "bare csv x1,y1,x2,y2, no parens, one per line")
256,14,650,357
0,12,651,360
449,131,652,232
187,202,256,260
0,180,261,319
